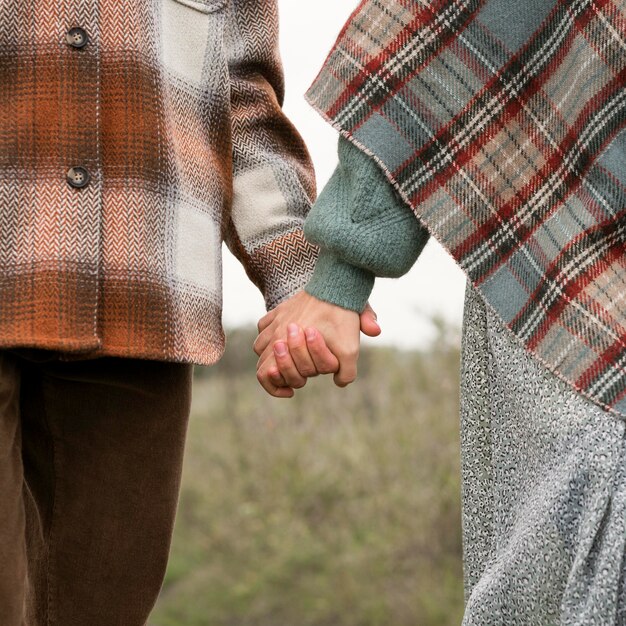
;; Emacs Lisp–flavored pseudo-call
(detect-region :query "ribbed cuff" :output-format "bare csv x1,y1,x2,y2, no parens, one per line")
304,250,375,313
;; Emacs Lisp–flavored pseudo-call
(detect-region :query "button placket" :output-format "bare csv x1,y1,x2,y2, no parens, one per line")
65,26,91,190
56,12,102,345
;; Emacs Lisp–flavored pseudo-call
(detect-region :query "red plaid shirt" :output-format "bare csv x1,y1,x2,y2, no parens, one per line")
307,0,626,417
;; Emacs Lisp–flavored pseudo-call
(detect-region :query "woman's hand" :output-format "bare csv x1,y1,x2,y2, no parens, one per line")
254,292,380,398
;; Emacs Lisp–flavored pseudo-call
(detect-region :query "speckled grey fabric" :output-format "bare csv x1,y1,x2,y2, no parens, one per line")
460,283,626,626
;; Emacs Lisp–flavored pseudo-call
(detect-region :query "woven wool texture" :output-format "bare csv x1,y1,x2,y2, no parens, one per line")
307,0,626,417
0,0,317,364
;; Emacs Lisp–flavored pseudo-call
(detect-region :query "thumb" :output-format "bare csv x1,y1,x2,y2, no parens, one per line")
359,302,381,337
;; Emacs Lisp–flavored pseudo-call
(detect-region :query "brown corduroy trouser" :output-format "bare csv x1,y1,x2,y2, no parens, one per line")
0,350,193,626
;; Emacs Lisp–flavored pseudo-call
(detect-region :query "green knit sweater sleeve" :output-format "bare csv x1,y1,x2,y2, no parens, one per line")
304,137,430,313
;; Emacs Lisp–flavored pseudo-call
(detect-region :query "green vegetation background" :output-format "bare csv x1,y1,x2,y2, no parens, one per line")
152,323,464,626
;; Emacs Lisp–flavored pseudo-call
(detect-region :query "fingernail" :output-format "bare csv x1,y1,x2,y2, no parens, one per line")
269,369,281,380
305,328,316,341
274,342,287,357
288,323,299,338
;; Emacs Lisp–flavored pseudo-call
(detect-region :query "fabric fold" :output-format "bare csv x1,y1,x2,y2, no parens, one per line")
461,282,626,625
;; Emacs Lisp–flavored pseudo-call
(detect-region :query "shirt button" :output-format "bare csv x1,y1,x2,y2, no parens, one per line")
66,27,89,49
66,167,91,189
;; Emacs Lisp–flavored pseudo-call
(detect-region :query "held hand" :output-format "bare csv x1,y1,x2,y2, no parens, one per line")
286,303,380,387
254,292,380,398
271,302,380,390
255,291,359,397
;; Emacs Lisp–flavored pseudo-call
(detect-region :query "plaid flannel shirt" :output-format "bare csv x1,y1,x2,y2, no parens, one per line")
0,0,317,365
307,0,626,417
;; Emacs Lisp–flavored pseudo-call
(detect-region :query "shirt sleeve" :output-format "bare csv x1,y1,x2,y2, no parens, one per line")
223,0,318,310
304,137,430,313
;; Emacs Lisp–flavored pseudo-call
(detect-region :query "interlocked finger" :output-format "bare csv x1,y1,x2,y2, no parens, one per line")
274,341,308,389
304,328,340,375
286,324,318,378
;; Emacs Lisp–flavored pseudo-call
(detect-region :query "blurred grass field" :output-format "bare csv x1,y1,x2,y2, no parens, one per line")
152,322,464,626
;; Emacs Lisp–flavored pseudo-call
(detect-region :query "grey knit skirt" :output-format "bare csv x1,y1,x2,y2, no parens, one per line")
460,283,626,626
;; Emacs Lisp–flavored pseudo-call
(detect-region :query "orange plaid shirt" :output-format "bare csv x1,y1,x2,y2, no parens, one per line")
0,0,317,364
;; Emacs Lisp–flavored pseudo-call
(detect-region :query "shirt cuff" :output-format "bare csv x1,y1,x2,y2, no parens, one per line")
304,250,375,313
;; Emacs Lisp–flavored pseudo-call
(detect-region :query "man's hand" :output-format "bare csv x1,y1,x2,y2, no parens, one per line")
254,292,380,398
